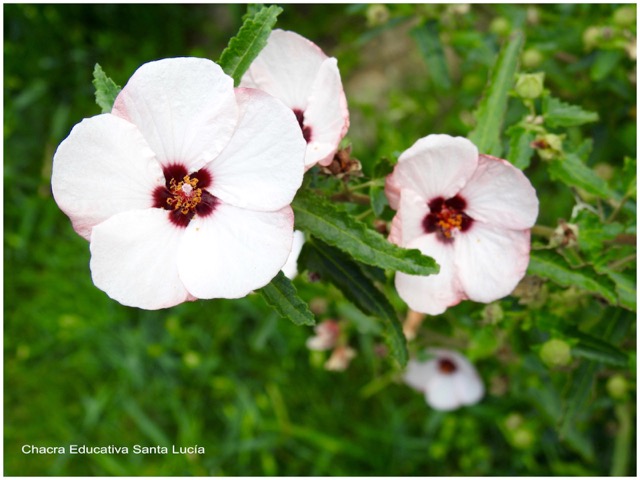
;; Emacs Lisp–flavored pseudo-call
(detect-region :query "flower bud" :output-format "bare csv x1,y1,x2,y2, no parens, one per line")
606,374,628,400
522,49,544,69
490,17,511,37
532,133,563,161
366,4,390,27
582,26,602,50
540,338,572,368
512,427,535,450
613,6,636,28
515,73,545,99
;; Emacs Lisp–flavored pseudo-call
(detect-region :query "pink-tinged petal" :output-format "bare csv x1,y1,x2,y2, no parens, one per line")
461,154,539,229
388,212,403,246
454,223,531,303
51,114,164,240
395,235,465,315
303,58,350,167
177,202,294,299
384,171,401,210
393,135,478,202
240,29,327,110
282,230,306,279
396,189,430,246
112,57,237,172
403,359,438,391
206,88,305,211
89,209,190,310
425,375,462,411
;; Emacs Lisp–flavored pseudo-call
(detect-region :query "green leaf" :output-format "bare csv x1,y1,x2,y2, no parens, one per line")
559,360,597,439
528,250,618,305
506,124,536,169
372,157,394,179
299,239,408,367
410,20,451,90
468,30,524,156
217,5,283,85
590,49,625,82
547,154,619,200
92,63,121,113
292,189,439,276
602,269,637,312
259,271,315,326
542,96,599,128
369,185,388,217
567,328,628,366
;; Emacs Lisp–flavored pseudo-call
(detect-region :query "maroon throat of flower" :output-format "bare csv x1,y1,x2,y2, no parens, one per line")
437,357,458,375
152,164,217,228
292,109,312,143
423,195,473,243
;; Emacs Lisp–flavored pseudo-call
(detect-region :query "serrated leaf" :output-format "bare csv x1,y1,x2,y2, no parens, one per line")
259,271,315,326
369,185,388,217
217,5,283,85
468,30,524,156
299,239,408,367
602,269,637,312
543,96,599,128
547,154,619,200
292,189,439,276
528,250,618,305
410,20,451,90
92,64,121,113
506,124,536,169
567,328,628,366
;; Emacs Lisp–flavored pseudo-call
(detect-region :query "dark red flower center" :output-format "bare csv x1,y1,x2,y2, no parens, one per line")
153,163,217,228
438,358,458,375
293,108,312,143
423,195,473,243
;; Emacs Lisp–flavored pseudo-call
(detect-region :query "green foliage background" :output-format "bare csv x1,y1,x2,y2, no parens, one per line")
4,3,636,476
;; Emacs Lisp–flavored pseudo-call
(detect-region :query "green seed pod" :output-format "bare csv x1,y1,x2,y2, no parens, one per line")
540,338,572,367
515,72,545,99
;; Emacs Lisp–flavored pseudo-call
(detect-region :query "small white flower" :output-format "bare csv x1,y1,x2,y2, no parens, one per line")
385,134,539,315
52,58,305,309
404,349,484,411
306,319,340,351
325,345,357,372
240,29,350,169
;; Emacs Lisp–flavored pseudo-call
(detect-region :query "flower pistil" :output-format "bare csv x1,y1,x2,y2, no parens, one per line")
167,175,203,215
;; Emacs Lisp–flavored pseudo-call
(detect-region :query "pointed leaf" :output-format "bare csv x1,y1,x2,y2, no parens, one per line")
547,154,619,200
528,250,618,305
506,124,535,169
567,328,628,366
93,64,121,113
292,189,439,276
259,271,315,326
217,5,283,85
543,96,599,128
468,30,524,156
299,239,408,367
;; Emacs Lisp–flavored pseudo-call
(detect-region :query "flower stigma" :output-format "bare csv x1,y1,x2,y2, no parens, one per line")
423,195,473,242
167,175,202,215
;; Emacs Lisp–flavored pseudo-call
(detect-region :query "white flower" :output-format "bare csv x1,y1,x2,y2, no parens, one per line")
385,134,539,315
240,29,350,169
404,349,484,411
325,345,357,371
52,58,305,310
281,230,305,279
306,319,340,351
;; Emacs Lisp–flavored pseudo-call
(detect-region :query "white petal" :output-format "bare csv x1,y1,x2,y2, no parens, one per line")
395,235,465,315
303,58,350,167
207,88,305,211
177,202,294,299
282,230,306,279
396,189,429,247
52,114,164,240
89,209,190,310
393,135,478,202
425,375,463,411
454,222,531,303
112,57,237,172
384,171,401,210
460,154,539,229
403,359,438,391
240,29,327,109
453,370,485,407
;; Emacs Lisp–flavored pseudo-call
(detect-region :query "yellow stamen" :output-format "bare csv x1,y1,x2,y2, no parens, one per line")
168,175,202,214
